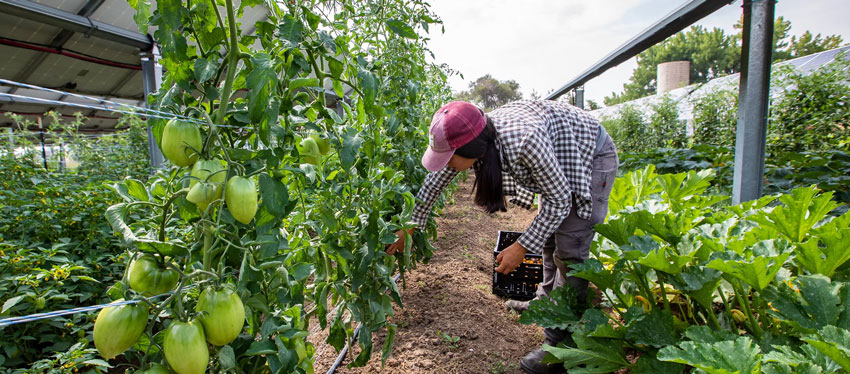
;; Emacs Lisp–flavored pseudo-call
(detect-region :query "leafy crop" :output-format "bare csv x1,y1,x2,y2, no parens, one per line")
59,0,453,372
521,165,850,373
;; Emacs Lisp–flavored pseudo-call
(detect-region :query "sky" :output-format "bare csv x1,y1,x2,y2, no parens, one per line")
424,0,850,105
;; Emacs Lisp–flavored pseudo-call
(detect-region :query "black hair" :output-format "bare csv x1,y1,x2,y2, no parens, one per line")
455,114,506,213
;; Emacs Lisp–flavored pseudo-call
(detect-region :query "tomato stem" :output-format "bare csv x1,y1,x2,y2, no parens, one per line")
159,189,188,242
214,0,240,127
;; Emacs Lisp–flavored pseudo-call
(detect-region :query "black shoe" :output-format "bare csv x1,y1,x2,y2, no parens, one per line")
519,347,566,374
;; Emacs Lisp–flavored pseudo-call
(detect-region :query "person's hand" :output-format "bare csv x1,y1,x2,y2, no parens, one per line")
386,228,415,255
495,241,527,274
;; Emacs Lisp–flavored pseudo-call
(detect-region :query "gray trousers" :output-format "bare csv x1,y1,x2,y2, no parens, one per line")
536,135,618,344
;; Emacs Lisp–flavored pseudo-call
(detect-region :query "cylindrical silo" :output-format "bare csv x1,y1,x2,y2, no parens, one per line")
657,60,691,94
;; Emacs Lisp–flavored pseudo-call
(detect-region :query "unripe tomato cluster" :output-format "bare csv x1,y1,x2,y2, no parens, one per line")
92,120,255,373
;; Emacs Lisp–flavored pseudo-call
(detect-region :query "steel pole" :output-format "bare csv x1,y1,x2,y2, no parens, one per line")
732,0,775,204
141,47,164,168
574,86,585,109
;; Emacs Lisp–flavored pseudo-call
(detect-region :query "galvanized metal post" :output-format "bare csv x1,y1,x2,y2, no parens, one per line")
141,46,164,168
574,86,585,109
732,0,774,204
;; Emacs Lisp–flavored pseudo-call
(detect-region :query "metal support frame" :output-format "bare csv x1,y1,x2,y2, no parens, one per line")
573,86,585,109
141,47,164,168
0,0,152,50
0,0,107,111
546,0,733,100
732,0,775,204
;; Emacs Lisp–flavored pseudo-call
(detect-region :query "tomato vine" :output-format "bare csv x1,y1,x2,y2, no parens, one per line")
97,0,455,372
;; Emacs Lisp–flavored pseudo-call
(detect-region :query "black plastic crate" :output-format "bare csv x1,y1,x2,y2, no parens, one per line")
492,231,543,300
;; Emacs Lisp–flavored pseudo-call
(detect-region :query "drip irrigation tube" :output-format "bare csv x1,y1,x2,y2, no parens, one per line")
326,273,401,374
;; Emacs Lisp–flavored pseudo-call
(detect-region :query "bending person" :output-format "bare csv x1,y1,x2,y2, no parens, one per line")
387,100,618,374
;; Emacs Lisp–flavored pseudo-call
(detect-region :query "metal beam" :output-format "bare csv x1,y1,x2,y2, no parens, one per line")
85,70,139,117
0,0,107,111
574,86,585,109
0,0,152,50
141,48,164,168
546,0,733,100
732,0,775,204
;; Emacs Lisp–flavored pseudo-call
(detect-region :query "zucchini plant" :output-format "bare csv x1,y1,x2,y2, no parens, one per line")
520,165,850,373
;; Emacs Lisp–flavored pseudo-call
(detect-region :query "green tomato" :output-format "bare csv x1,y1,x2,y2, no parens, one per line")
310,134,331,155
186,181,218,213
163,319,208,374
94,301,148,360
297,137,321,165
137,363,172,374
189,159,226,189
225,176,258,224
161,120,202,167
128,254,178,296
195,285,245,346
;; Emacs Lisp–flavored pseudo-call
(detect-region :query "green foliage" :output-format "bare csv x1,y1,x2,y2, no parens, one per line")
521,167,850,373
518,285,581,330
648,95,687,148
602,96,686,153
658,336,763,374
605,16,843,105
692,86,739,148
601,105,647,153
454,74,522,111
769,55,850,154
0,156,131,367
542,334,630,374
10,0,457,372
605,25,740,105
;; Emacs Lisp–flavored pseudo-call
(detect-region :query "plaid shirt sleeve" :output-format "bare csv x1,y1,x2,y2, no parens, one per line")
515,129,573,254
504,173,535,209
411,167,460,228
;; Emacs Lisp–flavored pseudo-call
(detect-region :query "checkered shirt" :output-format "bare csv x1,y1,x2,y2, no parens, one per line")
411,100,601,254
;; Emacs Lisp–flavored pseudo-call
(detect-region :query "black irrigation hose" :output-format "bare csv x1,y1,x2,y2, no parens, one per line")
326,273,401,374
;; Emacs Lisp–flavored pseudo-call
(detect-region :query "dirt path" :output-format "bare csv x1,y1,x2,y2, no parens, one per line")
312,180,542,374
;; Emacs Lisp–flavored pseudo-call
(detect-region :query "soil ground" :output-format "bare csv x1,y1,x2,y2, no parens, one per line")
311,180,542,373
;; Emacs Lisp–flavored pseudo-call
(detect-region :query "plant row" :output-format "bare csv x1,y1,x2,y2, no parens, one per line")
520,165,850,373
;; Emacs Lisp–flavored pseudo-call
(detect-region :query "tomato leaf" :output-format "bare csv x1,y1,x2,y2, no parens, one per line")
127,0,151,34
259,174,289,219
125,179,150,202
326,318,347,352
340,128,364,170
218,345,236,370
245,339,276,356
384,19,417,39
278,15,304,49
194,58,218,83
357,70,378,107
381,323,397,366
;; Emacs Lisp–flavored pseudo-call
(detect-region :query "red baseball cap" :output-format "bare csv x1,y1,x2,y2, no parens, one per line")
422,101,486,172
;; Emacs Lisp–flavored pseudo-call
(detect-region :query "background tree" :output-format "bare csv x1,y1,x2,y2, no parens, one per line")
604,17,844,106
456,74,522,110
604,26,740,106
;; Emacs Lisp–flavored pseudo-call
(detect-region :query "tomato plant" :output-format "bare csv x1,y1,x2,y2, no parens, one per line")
83,0,455,372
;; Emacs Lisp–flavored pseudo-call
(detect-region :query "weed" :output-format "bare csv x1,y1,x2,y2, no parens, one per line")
436,330,461,350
